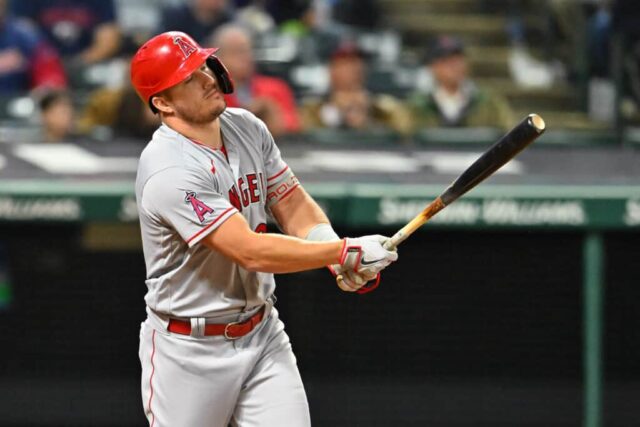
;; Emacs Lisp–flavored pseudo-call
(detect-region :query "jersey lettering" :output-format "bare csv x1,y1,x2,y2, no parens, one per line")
173,36,196,59
228,186,242,211
247,173,260,203
227,173,263,212
185,191,214,222
238,176,250,207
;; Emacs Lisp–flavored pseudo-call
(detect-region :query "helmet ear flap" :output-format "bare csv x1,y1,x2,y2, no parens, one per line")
206,56,234,94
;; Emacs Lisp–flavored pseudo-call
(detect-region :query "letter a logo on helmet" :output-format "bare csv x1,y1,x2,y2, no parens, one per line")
173,36,196,59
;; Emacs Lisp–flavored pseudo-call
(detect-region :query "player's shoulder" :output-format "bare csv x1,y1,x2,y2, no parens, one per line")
220,107,270,144
136,125,207,188
221,107,263,128
139,125,185,167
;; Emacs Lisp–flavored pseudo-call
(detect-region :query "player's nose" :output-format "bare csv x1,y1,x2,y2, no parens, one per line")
198,68,217,89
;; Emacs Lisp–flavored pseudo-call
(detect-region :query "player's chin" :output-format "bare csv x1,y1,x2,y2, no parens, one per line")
210,98,227,118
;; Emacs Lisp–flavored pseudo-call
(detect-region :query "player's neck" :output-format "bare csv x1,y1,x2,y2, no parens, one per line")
164,118,223,150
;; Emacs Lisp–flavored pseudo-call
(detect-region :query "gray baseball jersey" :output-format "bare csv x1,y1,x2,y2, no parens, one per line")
135,108,299,320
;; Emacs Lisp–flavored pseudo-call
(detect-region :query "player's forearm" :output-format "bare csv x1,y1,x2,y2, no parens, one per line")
270,186,330,238
233,232,342,273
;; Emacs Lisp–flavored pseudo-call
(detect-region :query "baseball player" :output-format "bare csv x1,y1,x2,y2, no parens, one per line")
131,31,399,427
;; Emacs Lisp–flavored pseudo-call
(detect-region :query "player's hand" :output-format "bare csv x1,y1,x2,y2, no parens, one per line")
339,235,398,278
328,263,377,292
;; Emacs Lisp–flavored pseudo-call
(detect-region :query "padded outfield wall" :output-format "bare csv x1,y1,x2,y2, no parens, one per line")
0,212,638,426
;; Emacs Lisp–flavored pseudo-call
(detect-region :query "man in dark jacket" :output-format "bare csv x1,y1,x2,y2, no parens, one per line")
410,35,514,130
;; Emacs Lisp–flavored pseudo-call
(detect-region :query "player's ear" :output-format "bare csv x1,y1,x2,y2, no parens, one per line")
151,94,173,115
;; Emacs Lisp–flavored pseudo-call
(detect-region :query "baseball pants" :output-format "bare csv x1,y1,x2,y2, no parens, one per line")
139,306,311,427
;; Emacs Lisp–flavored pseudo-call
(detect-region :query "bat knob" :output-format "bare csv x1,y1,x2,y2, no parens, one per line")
335,274,349,291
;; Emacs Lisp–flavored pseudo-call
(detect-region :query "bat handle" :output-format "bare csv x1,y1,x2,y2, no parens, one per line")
384,231,405,250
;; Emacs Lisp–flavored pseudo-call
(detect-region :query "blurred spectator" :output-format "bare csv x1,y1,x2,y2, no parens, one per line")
78,85,160,141
38,89,77,142
333,0,380,30
410,36,514,130
610,0,640,123
113,88,161,140
77,86,119,134
234,0,275,35
501,0,567,88
0,0,67,92
547,0,591,78
587,1,612,78
235,0,333,33
269,0,313,29
10,0,121,65
210,24,300,136
77,49,159,141
271,0,342,63
612,0,640,41
301,42,412,134
158,0,233,44
234,0,318,30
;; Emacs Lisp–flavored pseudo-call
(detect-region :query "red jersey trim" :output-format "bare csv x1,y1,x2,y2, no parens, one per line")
267,177,296,189
267,166,289,182
276,183,300,203
220,145,229,162
186,207,236,245
187,137,221,152
187,138,211,149
188,138,229,162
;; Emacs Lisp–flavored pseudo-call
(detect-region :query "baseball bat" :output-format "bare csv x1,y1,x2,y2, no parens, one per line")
337,113,546,289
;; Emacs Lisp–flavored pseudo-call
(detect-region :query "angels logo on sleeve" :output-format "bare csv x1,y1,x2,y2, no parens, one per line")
185,191,214,222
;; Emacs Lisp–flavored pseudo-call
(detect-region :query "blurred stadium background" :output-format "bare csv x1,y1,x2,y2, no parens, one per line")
0,0,638,426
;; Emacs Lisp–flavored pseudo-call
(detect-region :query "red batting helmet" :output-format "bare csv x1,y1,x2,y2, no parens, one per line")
130,31,234,109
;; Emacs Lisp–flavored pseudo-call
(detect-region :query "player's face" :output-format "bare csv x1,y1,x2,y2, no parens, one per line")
165,63,227,124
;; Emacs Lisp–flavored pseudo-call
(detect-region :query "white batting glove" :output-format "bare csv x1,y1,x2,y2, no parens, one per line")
339,235,398,278
306,223,376,292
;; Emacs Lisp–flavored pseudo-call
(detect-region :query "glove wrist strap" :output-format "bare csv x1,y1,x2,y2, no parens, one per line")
339,238,362,269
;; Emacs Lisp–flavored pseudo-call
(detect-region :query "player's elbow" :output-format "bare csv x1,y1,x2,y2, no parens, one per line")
237,256,278,273
235,253,263,272
232,240,273,273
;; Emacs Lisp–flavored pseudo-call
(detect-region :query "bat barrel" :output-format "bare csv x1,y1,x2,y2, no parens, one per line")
440,113,546,206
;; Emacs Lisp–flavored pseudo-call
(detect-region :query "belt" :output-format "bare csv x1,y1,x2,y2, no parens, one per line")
167,306,265,340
